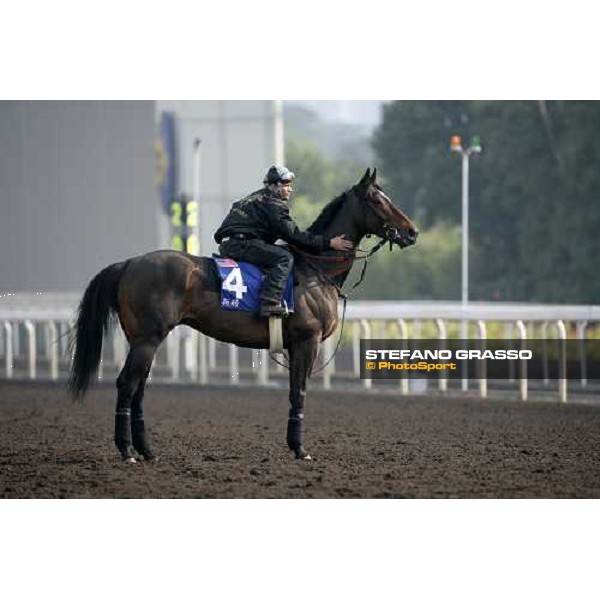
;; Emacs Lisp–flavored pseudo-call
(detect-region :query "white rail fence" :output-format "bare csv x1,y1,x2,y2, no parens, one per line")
1,294,599,402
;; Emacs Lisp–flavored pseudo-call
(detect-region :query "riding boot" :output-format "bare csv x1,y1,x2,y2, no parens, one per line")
259,250,293,316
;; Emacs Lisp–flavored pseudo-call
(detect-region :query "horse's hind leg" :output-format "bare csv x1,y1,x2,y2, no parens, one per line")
115,340,159,462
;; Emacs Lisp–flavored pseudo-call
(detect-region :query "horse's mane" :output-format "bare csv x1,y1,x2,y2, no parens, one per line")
307,189,350,234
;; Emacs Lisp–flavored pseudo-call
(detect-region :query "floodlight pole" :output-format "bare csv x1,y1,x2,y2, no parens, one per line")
450,135,482,391
193,137,202,253
461,152,469,313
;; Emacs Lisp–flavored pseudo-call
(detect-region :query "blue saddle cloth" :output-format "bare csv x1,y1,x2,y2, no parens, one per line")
212,255,295,313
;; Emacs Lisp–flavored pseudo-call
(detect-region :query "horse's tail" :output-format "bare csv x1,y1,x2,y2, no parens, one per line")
68,260,129,399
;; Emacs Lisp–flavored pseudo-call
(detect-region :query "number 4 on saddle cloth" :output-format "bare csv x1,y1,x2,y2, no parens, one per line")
211,255,295,314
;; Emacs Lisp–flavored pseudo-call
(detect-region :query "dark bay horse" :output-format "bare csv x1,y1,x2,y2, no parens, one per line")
69,168,418,461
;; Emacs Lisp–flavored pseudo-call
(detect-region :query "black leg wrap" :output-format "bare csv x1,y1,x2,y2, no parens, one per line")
131,417,155,460
287,411,308,458
114,410,135,459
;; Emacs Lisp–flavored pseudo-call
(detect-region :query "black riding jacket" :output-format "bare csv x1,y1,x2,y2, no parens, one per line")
214,188,331,252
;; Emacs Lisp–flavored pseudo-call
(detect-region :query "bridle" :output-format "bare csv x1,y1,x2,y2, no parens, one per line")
274,186,411,374
291,187,408,290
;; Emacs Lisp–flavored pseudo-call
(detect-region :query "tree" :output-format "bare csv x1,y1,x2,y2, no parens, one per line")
469,100,600,302
285,108,463,300
373,100,600,303
350,222,461,301
372,101,469,227
285,138,366,229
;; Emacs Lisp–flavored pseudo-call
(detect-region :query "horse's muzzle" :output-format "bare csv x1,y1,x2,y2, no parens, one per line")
387,226,418,249
383,224,419,248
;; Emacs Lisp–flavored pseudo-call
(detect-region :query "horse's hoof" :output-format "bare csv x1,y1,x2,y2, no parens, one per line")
143,455,159,463
123,456,137,464
293,447,312,461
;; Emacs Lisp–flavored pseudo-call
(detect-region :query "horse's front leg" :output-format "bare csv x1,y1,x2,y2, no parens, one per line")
287,336,319,460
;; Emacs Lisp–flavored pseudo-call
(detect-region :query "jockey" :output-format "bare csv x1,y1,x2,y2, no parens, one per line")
214,165,354,317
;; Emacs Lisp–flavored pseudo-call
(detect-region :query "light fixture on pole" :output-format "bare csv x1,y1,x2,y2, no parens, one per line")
450,134,482,391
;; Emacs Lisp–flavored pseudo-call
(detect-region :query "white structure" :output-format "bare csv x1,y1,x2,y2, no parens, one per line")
1,295,597,404
0,101,158,293
155,101,284,254
0,100,283,293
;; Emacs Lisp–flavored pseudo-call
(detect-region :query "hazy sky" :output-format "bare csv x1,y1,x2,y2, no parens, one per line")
286,100,384,129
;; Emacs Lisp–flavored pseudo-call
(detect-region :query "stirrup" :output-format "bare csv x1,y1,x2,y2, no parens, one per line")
259,299,288,318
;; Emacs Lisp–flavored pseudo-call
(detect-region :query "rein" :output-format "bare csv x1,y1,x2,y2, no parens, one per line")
269,295,348,376
310,294,347,375
349,237,387,289
290,236,388,290
272,237,388,373
271,185,404,373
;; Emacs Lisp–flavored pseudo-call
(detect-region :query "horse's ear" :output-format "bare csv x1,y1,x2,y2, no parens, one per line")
359,168,371,186
371,168,377,183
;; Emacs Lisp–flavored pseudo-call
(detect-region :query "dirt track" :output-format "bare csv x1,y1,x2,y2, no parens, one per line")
1,380,600,498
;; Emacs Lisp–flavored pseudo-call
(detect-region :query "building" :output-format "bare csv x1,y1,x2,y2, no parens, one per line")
0,100,283,293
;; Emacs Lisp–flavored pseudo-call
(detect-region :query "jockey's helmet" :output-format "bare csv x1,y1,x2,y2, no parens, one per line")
264,165,295,185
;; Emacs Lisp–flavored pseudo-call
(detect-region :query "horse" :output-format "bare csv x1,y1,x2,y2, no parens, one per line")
68,168,418,462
